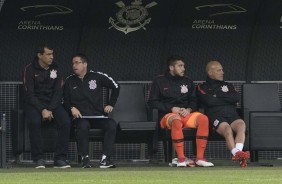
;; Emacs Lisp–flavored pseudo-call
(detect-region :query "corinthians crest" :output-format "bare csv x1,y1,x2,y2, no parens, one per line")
109,0,157,34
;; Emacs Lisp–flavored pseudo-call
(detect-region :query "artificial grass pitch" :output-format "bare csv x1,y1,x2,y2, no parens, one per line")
0,166,282,184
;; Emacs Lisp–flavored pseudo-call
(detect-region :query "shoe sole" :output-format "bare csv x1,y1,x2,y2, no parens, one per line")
99,165,116,169
54,165,71,169
82,165,92,168
35,166,45,169
196,164,214,167
196,162,214,167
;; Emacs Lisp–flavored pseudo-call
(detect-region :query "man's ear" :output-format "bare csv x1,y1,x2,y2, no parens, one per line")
207,69,212,76
169,65,174,71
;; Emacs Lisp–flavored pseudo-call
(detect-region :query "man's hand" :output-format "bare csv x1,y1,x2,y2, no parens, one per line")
171,107,192,117
42,109,53,122
171,107,181,113
178,108,192,117
104,105,113,113
71,107,82,119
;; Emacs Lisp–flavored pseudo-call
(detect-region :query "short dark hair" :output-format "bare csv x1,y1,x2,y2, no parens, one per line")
166,55,184,71
36,44,53,55
72,53,89,63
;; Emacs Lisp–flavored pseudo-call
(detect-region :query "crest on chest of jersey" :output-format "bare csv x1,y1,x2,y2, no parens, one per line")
221,85,229,92
89,80,97,90
50,69,57,79
180,85,188,94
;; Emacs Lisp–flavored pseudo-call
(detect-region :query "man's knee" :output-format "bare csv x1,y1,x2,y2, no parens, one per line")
171,119,183,129
217,123,233,137
196,114,209,127
75,119,90,130
107,119,117,131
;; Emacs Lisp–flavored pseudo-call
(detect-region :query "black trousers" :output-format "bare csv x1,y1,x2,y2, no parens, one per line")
25,104,71,162
74,118,117,157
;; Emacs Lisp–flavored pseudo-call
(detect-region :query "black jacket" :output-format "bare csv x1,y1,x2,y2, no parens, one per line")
63,70,120,116
23,59,63,112
196,77,239,118
148,72,198,118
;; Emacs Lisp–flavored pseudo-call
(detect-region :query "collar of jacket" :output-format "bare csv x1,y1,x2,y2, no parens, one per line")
206,76,225,86
165,72,184,80
33,58,57,70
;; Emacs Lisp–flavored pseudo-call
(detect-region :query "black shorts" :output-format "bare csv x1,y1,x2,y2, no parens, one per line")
209,115,241,129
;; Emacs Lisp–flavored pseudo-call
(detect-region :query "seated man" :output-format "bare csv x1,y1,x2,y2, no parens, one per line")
63,53,120,168
23,44,71,169
197,60,250,168
148,55,214,167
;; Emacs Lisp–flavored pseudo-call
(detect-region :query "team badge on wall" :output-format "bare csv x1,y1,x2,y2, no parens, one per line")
89,80,97,90
50,69,57,79
109,0,157,34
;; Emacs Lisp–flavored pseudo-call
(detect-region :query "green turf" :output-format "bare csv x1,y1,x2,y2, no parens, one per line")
0,166,282,184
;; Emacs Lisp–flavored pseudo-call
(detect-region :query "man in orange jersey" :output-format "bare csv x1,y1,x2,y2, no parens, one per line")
197,60,250,168
148,55,214,167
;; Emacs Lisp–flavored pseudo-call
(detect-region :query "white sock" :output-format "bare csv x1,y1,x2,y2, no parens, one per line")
101,154,106,160
231,148,239,156
235,143,244,151
82,155,89,159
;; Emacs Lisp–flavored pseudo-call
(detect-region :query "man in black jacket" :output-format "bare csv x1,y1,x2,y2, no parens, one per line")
148,56,213,167
197,60,250,168
23,44,71,169
63,53,120,168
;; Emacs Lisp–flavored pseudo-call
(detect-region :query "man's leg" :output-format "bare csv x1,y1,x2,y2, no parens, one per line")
230,119,250,168
74,118,90,157
160,113,191,167
25,105,43,162
160,114,185,159
230,119,246,149
74,118,93,168
216,122,236,152
184,113,213,167
92,118,117,157
92,118,117,168
194,114,209,160
52,105,71,162
51,105,71,168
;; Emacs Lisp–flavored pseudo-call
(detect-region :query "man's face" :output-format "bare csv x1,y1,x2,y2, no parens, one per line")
170,60,185,77
209,63,224,81
38,48,53,67
72,56,87,76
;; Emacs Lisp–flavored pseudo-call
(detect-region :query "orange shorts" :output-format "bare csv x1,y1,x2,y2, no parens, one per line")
160,112,202,129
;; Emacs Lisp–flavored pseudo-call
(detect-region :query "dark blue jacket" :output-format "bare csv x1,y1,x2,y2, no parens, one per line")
148,72,198,119
23,59,63,112
63,70,120,116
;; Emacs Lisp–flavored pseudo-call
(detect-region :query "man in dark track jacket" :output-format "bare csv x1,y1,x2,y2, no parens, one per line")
63,53,119,168
148,56,213,167
23,44,71,169
197,60,250,168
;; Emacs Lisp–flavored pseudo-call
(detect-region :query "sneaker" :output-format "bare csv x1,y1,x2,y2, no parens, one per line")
35,159,45,169
170,158,195,167
54,160,71,169
232,151,250,168
82,156,92,168
232,151,250,161
99,157,116,169
240,159,248,168
195,159,214,167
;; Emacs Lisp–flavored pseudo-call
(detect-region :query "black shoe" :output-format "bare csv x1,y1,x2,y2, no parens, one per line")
54,160,71,169
35,159,45,169
99,157,116,169
81,156,92,168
